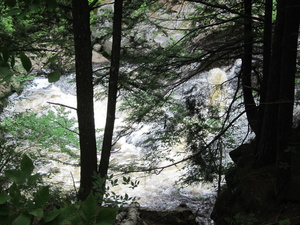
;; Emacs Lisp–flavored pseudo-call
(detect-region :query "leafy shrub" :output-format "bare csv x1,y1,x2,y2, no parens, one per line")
92,173,140,207
0,154,117,225
1,107,79,162
0,127,23,192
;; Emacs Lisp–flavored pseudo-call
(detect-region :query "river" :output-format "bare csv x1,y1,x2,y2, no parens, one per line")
2,72,223,223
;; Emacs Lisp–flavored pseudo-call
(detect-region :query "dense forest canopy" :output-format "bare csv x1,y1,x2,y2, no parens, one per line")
0,0,299,224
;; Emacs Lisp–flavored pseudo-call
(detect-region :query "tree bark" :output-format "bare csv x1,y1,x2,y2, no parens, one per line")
256,0,286,166
72,0,98,200
256,0,273,148
275,0,300,196
241,0,258,134
98,0,123,199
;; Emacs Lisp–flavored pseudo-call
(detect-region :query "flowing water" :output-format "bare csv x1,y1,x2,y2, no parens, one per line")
2,67,246,224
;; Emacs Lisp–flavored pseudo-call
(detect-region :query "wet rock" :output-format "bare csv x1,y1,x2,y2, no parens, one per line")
114,205,200,225
117,207,140,225
139,207,197,225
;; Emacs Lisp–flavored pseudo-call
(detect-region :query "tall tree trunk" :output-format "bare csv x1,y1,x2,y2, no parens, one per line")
242,0,258,134
72,0,97,200
276,0,300,197
256,0,273,149
98,0,123,199
256,0,286,166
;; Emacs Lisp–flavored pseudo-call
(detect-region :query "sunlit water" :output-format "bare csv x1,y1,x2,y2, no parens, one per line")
3,68,244,224
5,74,213,200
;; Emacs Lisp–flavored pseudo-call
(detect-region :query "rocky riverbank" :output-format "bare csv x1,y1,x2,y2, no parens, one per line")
115,197,215,225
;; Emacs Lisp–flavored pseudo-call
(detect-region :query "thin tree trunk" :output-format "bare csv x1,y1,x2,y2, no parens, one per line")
260,0,273,109
72,0,98,200
276,0,300,197
242,0,258,134
98,0,123,198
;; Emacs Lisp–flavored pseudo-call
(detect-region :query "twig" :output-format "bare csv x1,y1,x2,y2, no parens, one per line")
47,101,77,110
70,171,78,196
117,110,246,176
50,120,79,135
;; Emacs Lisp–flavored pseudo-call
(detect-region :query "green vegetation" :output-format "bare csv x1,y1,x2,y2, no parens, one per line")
0,0,299,224
225,213,258,225
0,154,117,225
1,107,79,163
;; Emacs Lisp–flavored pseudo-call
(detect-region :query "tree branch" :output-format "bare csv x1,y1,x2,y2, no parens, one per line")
118,110,246,175
185,0,263,22
47,101,77,110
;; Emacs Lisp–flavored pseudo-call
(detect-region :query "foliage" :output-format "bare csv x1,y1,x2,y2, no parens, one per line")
0,154,117,225
225,213,258,225
0,128,23,192
92,173,140,208
278,219,291,225
0,0,73,88
1,106,80,165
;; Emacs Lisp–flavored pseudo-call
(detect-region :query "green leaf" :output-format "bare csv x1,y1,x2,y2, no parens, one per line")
96,208,117,225
44,54,59,67
0,193,11,204
8,183,22,205
12,213,31,225
21,154,34,176
34,186,49,208
46,0,57,8
80,193,97,224
48,71,61,83
28,173,41,186
58,204,78,224
5,170,26,185
32,0,41,5
11,55,15,68
6,8,22,16
30,0,41,10
20,52,32,72
29,208,44,217
1,46,9,62
124,193,129,200
0,66,13,78
5,0,17,7
0,204,11,216
43,208,61,223
30,4,39,11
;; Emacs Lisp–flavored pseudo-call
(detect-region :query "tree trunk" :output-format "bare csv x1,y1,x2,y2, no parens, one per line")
256,0,273,148
241,0,258,134
275,0,300,197
256,0,286,166
98,0,123,200
72,0,98,200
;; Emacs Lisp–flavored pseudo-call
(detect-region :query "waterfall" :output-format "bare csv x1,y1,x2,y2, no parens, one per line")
208,68,227,107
